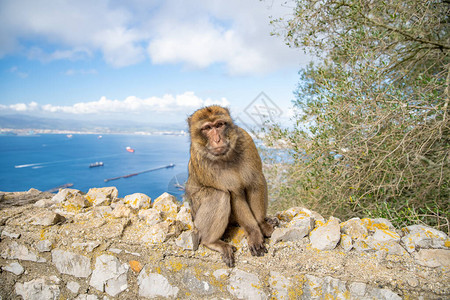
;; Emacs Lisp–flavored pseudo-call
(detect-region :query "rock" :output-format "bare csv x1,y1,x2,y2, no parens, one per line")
271,227,310,245
124,193,151,209
213,269,230,280
288,214,315,228
74,295,98,300
36,239,53,252
341,218,368,240
269,271,292,299
413,249,450,268
138,208,162,226
228,269,267,300
302,274,348,299
29,211,65,226
372,228,401,242
72,241,100,252
34,198,55,208
111,203,131,218
366,239,407,256
15,277,60,300
310,217,341,251
1,241,46,262
85,187,118,206
129,260,143,273
176,206,194,230
401,225,448,253
52,249,91,278
3,261,24,275
340,234,353,252
66,281,80,294
90,254,129,297
93,206,112,218
152,192,179,220
182,271,214,295
224,226,248,248
51,188,83,203
141,221,170,244
362,218,395,232
1,227,21,239
138,265,179,298
276,207,323,223
175,230,199,250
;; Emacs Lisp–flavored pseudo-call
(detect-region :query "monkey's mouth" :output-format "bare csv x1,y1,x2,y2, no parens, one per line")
209,146,229,156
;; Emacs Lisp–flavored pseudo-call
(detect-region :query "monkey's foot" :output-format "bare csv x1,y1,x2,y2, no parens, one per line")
204,241,236,268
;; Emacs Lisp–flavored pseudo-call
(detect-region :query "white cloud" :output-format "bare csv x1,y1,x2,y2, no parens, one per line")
0,0,309,74
0,92,230,115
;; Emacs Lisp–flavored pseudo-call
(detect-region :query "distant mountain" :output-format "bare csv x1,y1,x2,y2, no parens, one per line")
0,114,186,133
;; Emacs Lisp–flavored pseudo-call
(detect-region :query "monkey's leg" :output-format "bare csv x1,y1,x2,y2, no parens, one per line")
247,180,275,238
193,188,236,267
231,192,267,257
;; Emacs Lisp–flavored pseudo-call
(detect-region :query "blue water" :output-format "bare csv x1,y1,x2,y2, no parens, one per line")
0,134,190,200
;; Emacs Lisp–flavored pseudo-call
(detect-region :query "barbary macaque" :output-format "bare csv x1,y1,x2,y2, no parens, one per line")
185,105,274,267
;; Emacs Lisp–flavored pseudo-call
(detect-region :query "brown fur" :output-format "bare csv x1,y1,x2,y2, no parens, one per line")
185,105,274,267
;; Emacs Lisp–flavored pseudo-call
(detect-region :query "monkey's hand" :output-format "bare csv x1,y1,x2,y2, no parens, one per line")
247,231,268,257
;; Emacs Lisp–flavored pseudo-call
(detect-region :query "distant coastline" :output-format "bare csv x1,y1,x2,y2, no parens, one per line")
0,128,188,136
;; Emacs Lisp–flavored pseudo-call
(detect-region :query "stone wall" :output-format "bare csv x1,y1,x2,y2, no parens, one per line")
0,188,449,300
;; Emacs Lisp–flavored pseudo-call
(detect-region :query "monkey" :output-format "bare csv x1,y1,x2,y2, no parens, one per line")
185,105,275,267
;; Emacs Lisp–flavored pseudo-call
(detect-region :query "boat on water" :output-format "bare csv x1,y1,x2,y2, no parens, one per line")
89,162,104,168
126,146,135,153
66,134,73,138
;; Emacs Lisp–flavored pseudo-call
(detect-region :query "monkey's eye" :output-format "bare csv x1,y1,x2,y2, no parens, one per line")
202,125,212,131
216,122,226,128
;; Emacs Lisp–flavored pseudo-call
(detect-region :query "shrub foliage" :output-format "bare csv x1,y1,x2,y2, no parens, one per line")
265,0,449,232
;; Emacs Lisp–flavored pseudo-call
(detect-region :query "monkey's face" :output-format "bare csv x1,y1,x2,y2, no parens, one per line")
188,106,236,159
201,120,230,156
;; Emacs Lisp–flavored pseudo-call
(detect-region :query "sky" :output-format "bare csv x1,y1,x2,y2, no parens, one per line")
0,0,311,129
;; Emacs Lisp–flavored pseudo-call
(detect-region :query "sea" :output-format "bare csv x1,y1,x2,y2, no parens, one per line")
0,134,191,200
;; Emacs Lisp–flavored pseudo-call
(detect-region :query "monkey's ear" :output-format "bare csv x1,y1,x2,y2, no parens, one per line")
187,116,192,128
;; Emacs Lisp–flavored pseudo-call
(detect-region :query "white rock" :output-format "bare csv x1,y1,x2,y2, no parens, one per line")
138,265,179,298
85,187,118,206
52,249,91,278
227,269,267,300
138,208,162,226
176,206,194,230
124,193,151,209
74,295,99,300
90,254,129,297
72,241,100,252
349,281,367,296
51,188,83,203
269,271,291,300
1,241,46,262
302,275,348,299
413,249,450,268
141,221,169,244
310,217,341,251
213,269,231,280
175,230,199,250
340,234,353,252
66,281,81,294
34,198,55,208
36,240,53,252
3,261,24,275
372,229,401,242
401,225,448,253
111,203,131,218
271,227,310,245
15,277,60,300
1,227,21,239
341,218,368,240
152,192,179,220
30,211,65,226
366,239,407,256
93,206,112,218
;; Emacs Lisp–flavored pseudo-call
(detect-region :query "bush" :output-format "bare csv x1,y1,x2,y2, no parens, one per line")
265,0,449,232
